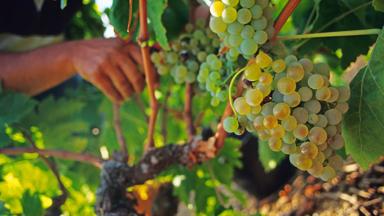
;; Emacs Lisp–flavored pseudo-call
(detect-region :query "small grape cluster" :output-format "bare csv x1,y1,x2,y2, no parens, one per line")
151,20,220,84
209,0,274,60
223,51,350,181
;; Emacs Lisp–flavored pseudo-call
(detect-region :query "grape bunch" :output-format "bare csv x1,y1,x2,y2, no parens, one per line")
151,20,220,84
223,51,350,181
209,0,275,60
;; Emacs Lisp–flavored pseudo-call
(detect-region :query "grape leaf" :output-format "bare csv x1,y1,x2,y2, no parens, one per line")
21,191,43,216
343,28,384,169
258,141,285,172
109,0,138,38
147,0,170,50
373,0,384,12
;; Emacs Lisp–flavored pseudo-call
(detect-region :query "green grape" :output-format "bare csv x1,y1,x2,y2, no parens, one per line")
304,100,321,114
277,77,296,95
261,102,275,116
299,58,314,73
209,17,227,33
308,113,319,125
253,115,264,130
209,1,225,17
308,161,324,177
251,104,262,114
250,5,263,19
195,18,206,28
227,22,243,34
244,63,261,81
265,26,275,38
166,52,178,64
258,129,270,141
223,116,239,132
324,109,342,125
222,0,239,7
308,74,325,90
228,48,240,58
308,127,327,145
273,103,291,120
253,30,268,44
185,23,194,33
256,0,269,8
207,53,218,62
256,82,272,97
157,65,169,75
328,154,343,171
151,52,162,64
320,166,336,181
292,107,308,124
300,142,318,159
259,72,273,85
314,62,330,77
282,132,296,144
240,39,258,55
281,115,297,131
256,51,272,68
272,90,284,103
209,59,223,70
185,72,196,83
337,86,351,102
263,6,274,20
240,0,256,8
291,153,313,171
283,91,301,107
314,151,325,163
175,65,187,78
234,97,251,115
245,88,264,106
281,143,298,154
217,90,227,102
251,17,267,30
271,59,286,73
287,62,305,82
237,8,252,24
268,137,282,151
228,34,243,47
335,102,349,114
241,25,255,39
327,87,339,103
222,7,238,23
186,60,199,73
315,87,331,101
197,51,207,62
315,115,328,128
325,125,337,137
270,124,285,138
193,29,205,40
284,55,298,65
298,87,313,102
293,124,309,140
263,115,278,129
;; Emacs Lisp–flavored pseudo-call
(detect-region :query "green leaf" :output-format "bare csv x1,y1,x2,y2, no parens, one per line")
343,28,384,169
147,0,170,50
109,0,138,38
21,190,43,216
0,91,37,126
258,141,285,172
373,0,384,12
60,0,68,9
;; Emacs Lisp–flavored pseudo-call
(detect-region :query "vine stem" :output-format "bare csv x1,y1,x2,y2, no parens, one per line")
113,103,129,162
277,29,381,40
138,0,159,151
184,83,196,141
273,0,302,39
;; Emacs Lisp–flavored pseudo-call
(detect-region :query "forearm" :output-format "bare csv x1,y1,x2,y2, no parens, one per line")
0,42,76,95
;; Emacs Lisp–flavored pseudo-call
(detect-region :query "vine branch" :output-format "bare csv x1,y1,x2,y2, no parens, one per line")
138,0,159,151
184,84,196,141
113,103,129,162
273,0,302,39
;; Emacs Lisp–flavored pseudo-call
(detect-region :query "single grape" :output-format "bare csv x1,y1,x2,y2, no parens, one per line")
227,22,243,34
328,154,343,171
272,90,284,103
263,5,274,20
326,87,339,102
284,55,298,65
210,1,225,17
308,74,325,90
268,136,282,151
281,143,298,154
251,104,262,114
282,132,296,144
259,72,273,85
292,107,308,124
240,39,258,55
283,91,301,107
304,100,321,114
299,58,314,73
197,51,207,62
325,125,337,137
237,8,252,24
240,0,256,8
251,17,267,30
298,87,313,102
256,0,269,8
308,127,327,145
209,17,227,33
258,129,271,141
281,115,297,131
315,115,328,128
315,87,331,101
253,115,264,130
293,124,309,140
320,166,336,181
261,102,275,116
222,0,239,7
287,62,305,82
314,151,325,163
328,134,345,150
222,7,238,23
256,82,272,97
337,86,351,102
324,109,342,125
211,96,220,106
277,77,296,95
250,5,263,19
253,30,268,44
244,63,261,81
308,113,319,125
255,51,272,68
228,34,243,47
263,115,278,129
157,65,169,75
241,25,255,39
234,97,251,115
271,59,286,73
273,103,291,120
166,52,178,64
151,52,162,64
245,88,264,106
270,124,285,138
223,116,239,132
314,62,330,77
308,161,324,177
174,65,188,78
292,153,313,171
300,142,318,159
335,102,349,114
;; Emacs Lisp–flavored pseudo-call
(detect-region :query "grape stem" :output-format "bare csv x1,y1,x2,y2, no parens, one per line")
277,29,381,40
228,67,247,118
273,0,302,39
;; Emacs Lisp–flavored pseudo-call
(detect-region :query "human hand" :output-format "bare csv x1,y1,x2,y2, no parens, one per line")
70,38,144,103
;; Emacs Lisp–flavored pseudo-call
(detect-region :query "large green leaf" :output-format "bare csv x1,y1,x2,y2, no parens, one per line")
21,191,43,216
258,141,285,172
147,0,170,50
343,28,384,169
109,0,138,38
373,0,384,12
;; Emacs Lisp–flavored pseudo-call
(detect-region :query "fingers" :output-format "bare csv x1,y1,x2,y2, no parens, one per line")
112,50,145,93
92,72,123,103
121,43,143,65
101,59,134,100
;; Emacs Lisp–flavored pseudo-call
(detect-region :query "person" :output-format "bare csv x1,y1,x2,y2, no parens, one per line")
0,0,145,103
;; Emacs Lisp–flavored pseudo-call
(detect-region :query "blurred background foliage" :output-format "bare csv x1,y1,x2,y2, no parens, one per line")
1,0,384,215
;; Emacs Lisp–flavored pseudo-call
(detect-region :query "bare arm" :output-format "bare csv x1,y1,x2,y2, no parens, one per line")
0,38,145,103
